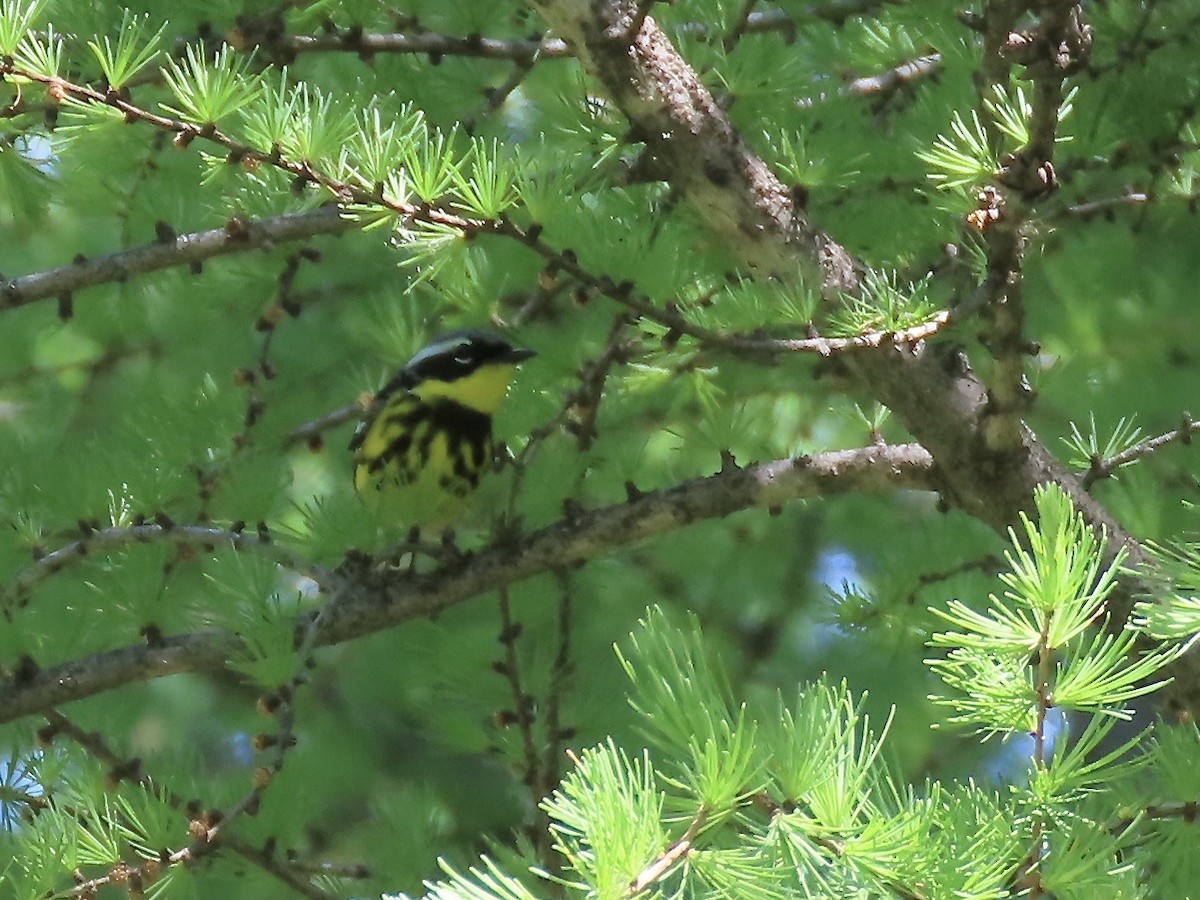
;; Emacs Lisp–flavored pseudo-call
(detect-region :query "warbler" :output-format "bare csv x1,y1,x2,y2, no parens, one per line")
350,329,535,529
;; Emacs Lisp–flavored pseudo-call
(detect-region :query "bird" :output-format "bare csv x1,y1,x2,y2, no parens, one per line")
349,329,535,531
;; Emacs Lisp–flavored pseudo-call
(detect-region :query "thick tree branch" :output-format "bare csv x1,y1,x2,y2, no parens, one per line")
974,4,1091,457
0,443,934,723
531,0,861,289
528,0,1143,590
1,206,354,310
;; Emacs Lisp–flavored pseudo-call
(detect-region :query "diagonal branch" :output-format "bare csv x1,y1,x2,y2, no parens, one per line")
531,0,861,288
1,206,355,310
628,806,708,894
528,0,1144,595
7,523,329,602
0,443,935,723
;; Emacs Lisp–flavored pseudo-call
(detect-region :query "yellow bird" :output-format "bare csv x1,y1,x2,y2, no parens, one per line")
350,330,535,530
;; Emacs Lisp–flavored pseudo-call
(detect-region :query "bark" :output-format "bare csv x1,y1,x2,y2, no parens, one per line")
531,0,1186,705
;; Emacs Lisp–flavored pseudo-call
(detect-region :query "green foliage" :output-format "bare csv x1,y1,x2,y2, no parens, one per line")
413,613,913,898
919,107,999,191
161,44,263,126
414,857,539,900
917,82,1077,199
342,103,424,190
0,0,45,57
830,268,939,336
409,518,1194,897
86,11,165,90
402,124,465,204
1064,415,1145,474
203,551,307,689
2,0,1200,897
541,740,666,894
13,24,62,78
929,484,1173,734
451,139,522,219
1135,539,1200,648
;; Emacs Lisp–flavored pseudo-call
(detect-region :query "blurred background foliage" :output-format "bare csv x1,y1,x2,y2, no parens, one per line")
0,0,1198,896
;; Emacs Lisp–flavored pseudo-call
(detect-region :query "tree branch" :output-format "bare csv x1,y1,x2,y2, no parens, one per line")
44,710,341,900
1084,413,1198,489
280,9,811,62
0,443,935,723
6,523,332,606
287,30,567,60
1,206,355,310
1,60,945,364
972,4,1091,457
527,0,1145,600
846,53,943,97
628,806,707,894
530,0,861,288
500,218,959,357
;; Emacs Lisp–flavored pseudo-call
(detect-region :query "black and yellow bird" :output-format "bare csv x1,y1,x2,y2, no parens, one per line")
350,330,535,529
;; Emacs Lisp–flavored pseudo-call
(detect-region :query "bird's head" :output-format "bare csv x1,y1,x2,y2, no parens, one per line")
406,329,536,414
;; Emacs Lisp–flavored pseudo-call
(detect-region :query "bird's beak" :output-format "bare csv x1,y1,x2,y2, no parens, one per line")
504,346,537,364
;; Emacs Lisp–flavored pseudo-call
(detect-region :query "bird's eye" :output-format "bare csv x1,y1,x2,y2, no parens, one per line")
453,354,471,366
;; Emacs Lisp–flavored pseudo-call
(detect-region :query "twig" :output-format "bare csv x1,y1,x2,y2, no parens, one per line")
42,710,339,900
189,577,344,895
5,522,334,608
225,248,318,466
537,571,576,876
0,60,495,244
281,9,818,64
501,220,959,357
287,31,568,61
285,402,363,449
0,442,936,723
1016,608,1057,899
513,312,633,474
492,588,544,816
1048,190,1150,220
285,859,373,879
628,806,708,894
1084,413,1198,489
900,554,1004,607
846,53,942,97
222,842,350,899
1111,800,1200,835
